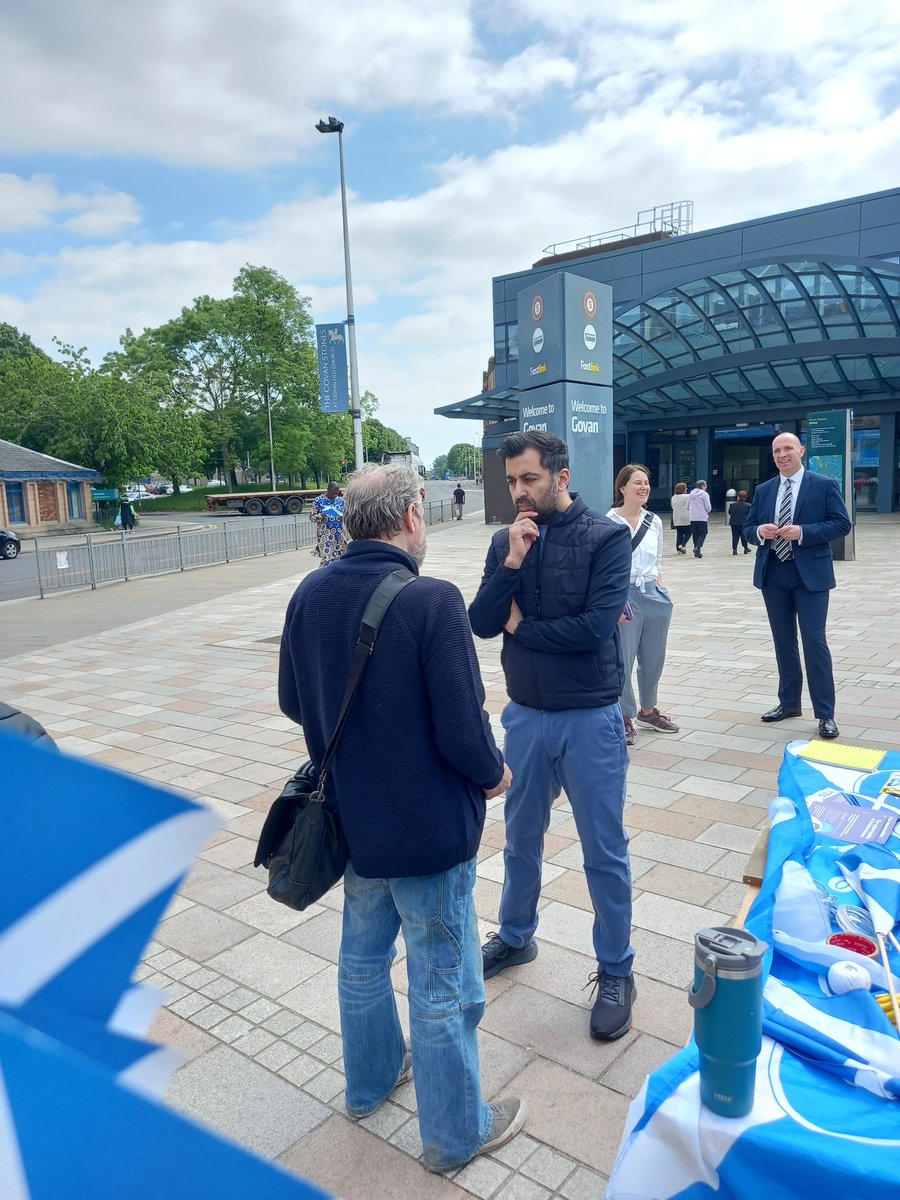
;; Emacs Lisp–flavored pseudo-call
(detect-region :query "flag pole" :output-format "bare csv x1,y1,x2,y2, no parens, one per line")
876,932,900,1029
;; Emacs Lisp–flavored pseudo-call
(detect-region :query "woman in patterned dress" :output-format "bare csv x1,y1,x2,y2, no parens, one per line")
310,481,348,565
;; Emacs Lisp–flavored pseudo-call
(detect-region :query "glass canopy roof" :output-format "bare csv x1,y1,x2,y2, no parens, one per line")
437,259,900,423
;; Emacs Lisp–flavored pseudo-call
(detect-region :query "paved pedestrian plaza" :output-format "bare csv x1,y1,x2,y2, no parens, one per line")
2,513,899,1198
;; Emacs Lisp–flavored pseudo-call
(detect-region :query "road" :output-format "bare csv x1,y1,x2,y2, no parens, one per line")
0,482,483,604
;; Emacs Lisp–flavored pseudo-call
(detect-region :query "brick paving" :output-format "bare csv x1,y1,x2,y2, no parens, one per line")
1,512,899,1198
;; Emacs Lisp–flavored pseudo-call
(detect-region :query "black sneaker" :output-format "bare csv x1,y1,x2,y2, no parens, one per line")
587,971,636,1040
482,932,538,980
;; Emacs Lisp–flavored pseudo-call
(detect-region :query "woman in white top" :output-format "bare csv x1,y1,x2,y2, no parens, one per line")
607,464,679,747
670,482,691,554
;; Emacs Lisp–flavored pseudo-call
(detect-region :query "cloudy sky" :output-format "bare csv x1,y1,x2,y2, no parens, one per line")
2,0,900,465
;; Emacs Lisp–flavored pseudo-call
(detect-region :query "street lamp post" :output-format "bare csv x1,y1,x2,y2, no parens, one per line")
315,115,364,472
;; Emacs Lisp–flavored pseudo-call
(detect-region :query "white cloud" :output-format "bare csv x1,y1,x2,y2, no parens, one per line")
0,173,141,237
0,0,576,168
3,1,900,464
62,192,141,238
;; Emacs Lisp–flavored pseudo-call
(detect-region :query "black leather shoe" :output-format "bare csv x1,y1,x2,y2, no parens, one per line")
818,718,839,740
761,705,802,722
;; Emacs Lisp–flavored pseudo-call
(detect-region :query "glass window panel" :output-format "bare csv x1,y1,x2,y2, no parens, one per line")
687,377,719,396
819,299,853,324
874,356,900,377
877,275,900,296
804,359,842,384
761,275,802,302
741,367,777,389
773,363,807,386
709,271,745,287
778,299,816,327
645,293,679,312
616,307,643,329
695,342,726,360
507,324,518,361
796,272,839,297
839,357,876,380
6,482,26,523
837,273,877,296
792,326,824,343
677,280,713,298
758,331,791,346
746,264,782,279
786,261,823,274
493,324,507,364
712,371,744,394
659,384,692,400
67,483,84,521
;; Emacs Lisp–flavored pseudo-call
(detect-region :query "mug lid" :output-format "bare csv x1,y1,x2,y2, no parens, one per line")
695,926,767,972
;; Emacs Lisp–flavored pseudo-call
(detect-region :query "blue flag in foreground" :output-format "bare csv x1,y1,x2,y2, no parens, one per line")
0,735,330,1199
839,845,900,937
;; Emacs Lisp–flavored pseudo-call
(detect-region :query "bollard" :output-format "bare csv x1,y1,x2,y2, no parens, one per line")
86,533,97,590
177,526,185,572
223,523,230,563
262,517,268,556
120,529,129,581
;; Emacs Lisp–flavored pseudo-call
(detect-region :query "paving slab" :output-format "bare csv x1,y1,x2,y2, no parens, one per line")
3,511,898,1198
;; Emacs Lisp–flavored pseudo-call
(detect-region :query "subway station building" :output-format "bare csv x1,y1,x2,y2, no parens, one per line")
437,188,900,516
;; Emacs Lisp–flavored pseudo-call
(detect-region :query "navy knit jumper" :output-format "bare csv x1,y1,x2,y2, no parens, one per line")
278,540,504,879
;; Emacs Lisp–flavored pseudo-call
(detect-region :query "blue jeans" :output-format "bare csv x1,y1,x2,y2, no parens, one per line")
339,858,492,1171
499,701,634,975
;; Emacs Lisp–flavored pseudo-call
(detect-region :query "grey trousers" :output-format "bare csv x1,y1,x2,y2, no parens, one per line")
618,582,674,718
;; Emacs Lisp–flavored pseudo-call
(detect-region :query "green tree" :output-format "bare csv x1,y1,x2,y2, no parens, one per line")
446,442,483,478
430,454,449,478
0,323,49,362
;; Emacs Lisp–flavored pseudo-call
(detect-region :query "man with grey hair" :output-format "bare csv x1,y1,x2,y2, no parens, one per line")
278,463,525,1173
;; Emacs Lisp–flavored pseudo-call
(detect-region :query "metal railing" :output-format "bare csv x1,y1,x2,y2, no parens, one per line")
34,503,461,597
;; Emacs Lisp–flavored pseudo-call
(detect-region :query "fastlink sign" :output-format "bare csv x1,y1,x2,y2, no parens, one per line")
516,274,612,390
316,322,350,413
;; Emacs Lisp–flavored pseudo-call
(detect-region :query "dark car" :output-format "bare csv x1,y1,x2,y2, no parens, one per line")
1,528,21,559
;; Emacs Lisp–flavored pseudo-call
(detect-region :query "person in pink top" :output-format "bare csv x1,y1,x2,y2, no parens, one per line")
686,480,712,558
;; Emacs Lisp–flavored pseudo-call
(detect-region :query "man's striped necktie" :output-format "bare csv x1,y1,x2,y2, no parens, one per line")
773,478,793,562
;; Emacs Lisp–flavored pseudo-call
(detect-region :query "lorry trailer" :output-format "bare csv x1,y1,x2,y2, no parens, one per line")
205,489,326,516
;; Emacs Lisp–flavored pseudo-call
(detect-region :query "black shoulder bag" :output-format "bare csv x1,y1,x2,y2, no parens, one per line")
631,511,654,550
255,568,415,910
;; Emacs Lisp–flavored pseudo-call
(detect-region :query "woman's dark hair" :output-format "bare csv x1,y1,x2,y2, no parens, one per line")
497,431,568,474
674,482,687,495
612,463,651,508
737,489,749,501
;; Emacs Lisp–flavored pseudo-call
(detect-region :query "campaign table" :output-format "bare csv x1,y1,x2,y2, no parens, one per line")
607,740,900,1200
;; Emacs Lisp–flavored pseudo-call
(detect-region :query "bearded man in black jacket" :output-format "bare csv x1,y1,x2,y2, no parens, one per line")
469,431,636,1041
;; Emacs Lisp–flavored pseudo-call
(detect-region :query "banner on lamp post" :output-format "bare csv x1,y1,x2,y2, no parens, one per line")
316,323,350,413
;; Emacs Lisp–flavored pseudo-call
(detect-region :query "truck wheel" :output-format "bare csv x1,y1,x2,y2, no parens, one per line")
244,498,264,516
265,498,284,515
285,497,303,514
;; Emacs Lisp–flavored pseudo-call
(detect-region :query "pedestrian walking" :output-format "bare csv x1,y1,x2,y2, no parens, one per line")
670,482,691,554
687,480,711,557
468,431,636,1042
310,481,348,565
728,489,752,555
744,433,851,740
607,464,679,747
452,483,466,521
118,499,136,532
279,462,526,1174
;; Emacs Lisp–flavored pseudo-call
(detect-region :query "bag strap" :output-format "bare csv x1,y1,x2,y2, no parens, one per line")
631,511,654,551
317,568,416,784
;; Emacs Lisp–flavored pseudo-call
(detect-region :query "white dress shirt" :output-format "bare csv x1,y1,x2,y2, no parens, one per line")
760,467,804,545
606,509,663,590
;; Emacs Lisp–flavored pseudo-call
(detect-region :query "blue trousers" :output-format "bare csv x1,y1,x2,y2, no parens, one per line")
339,858,491,1172
762,557,835,719
498,701,633,975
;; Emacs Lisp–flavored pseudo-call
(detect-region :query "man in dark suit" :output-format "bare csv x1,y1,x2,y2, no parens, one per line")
744,432,851,740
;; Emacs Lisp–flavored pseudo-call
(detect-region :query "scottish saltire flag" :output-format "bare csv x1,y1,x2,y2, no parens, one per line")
0,734,329,1199
608,742,900,1200
838,846,900,937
